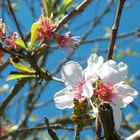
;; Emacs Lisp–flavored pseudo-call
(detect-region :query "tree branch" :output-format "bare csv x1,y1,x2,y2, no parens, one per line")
44,117,59,140
107,0,126,60
98,102,120,140
126,130,140,140
95,114,102,140
56,0,93,31
0,79,28,115
7,0,27,48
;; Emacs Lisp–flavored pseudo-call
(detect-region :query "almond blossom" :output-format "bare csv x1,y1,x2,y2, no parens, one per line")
54,53,138,130
54,32,80,48
0,49,5,65
54,58,102,109
87,54,138,129
4,32,20,52
38,16,57,40
0,19,6,38
87,57,138,108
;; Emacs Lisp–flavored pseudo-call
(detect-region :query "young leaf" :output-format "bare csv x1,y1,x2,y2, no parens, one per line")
7,73,38,81
30,21,40,48
10,58,35,73
15,39,26,49
59,0,74,17
45,0,53,18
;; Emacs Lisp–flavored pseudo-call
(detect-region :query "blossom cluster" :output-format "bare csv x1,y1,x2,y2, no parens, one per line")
0,19,21,65
36,16,80,48
54,53,138,130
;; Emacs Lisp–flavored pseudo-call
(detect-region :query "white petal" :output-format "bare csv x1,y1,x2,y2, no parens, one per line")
61,61,84,86
85,53,103,80
112,83,138,108
98,60,128,86
110,103,122,130
82,81,94,98
118,62,128,79
54,88,74,109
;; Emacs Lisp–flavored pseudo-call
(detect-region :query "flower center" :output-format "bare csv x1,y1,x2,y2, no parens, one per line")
95,82,113,101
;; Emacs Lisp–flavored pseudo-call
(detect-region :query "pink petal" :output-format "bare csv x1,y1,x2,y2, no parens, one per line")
112,83,138,108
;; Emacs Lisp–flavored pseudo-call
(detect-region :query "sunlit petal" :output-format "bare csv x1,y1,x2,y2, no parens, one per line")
61,61,84,86
54,88,74,109
98,60,127,86
112,83,138,108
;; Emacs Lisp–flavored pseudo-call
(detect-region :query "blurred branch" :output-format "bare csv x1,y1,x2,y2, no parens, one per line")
83,28,139,44
56,0,93,31
44,117,59,140
126,130,140,140
0,79,28,115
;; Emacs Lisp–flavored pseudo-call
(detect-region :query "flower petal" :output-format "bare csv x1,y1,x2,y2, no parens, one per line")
61,61,84,86
85,53,103,80
82,81,94,98
112,83,138,108
118,62,128,80
98,60,128,86
54,88,74,109
110,103,122,130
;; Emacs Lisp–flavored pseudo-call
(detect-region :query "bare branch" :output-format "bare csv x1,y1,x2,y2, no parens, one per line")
98,102,120,140
44,117,59,140
107,0,126,60
0,79,28,115
7,0,27,48
56,0,93,31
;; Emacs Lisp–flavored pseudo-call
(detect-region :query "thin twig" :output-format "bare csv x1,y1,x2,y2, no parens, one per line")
44,117,59,140
0,79,28,115
83,28,139,44
7,0,27,48
107,0,126,60
55,0,93,31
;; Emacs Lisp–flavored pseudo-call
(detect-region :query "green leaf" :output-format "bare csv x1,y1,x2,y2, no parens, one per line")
45,0,54,18
15,39,26,49
7,73,38,81
10,58,35,73
30,21,40,48
59,0,74,17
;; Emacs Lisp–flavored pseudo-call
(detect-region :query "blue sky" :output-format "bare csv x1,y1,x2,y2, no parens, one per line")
0,0,140,139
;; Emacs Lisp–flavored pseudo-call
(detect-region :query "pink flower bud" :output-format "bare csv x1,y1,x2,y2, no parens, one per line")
38,16,57,40
54,32,80,48
4,32,20,52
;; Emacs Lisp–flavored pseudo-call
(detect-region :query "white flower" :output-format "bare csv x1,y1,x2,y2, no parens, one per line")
96,60,138,108
54,53,138,130
88,54,138,130
54,54,103,109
